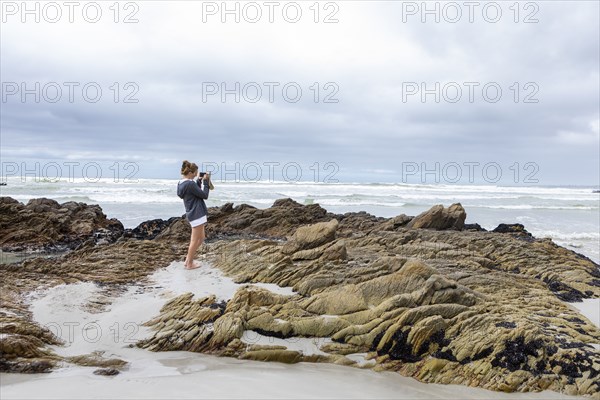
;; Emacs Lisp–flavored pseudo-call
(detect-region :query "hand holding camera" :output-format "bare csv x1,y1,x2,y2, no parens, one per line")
197,172,214,190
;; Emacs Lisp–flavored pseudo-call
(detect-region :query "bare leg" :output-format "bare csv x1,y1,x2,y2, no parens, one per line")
184,224,206,269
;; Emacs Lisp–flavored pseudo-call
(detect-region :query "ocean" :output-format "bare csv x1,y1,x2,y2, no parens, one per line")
1,177,598,263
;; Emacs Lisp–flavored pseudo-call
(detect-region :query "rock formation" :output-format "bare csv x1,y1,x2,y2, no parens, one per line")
406,203,466,230
0,197,123,251
1,196,599,398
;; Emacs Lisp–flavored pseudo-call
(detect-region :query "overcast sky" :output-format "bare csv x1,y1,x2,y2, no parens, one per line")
1,0,598,185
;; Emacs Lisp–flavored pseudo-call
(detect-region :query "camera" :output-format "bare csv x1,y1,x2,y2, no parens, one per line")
197,172,214,190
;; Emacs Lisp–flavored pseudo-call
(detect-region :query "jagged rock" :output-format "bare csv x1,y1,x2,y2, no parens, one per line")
336,211,387,236
291,239,347,262
0,358,56,373
124,217,180,240
138,294,227,353
0,235,183,373
0,335,58,360
493,223,534,241
282,219,339,254
0,197,123,251
406,203,466,230
240,349,303,364
206,198,332,238
464,223,486,231
320,342,364,355
93,367,121,376
154,217,190,243
381,214,412,231
0,308,63,374
67,352,127,368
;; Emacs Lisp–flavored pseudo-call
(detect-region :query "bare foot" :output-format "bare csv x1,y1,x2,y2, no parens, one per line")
184,262,201,270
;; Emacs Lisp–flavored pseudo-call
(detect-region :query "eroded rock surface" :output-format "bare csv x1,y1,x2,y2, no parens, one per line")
1,197,599,398
0,197,124,251
406,203,466,230
137,203,600,397
0,236,183,373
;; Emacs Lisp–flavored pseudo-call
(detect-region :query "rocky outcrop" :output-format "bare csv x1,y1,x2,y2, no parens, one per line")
0,285,63,373
1,197,599,397
205,198,333,238
493,223,534,242
123,217,180,240
0,197,123,251
67,352,127,369
282,219,339,253
279,219,347,262
137,223,600,396
0,237,183,373
406,203,466,230
137,206,600,397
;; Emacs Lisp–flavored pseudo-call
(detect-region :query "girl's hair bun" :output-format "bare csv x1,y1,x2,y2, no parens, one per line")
181,160,198,176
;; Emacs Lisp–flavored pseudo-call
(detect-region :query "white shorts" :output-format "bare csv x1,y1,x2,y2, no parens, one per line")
189,215,207,227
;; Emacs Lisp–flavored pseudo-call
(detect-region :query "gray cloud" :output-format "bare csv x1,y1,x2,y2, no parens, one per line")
1,0,598,185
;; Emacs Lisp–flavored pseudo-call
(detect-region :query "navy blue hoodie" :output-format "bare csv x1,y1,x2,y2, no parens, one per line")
177,179,210,222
